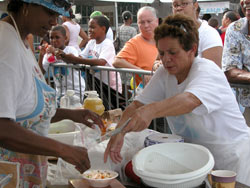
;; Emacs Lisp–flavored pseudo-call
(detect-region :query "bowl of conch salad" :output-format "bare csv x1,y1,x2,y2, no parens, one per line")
82,169,118,187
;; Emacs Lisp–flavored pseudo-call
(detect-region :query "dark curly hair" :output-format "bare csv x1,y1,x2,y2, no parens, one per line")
91,15,110,34
154,14,199,57
7,0,24,13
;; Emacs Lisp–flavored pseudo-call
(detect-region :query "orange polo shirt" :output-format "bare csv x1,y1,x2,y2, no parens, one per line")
117,34,158,85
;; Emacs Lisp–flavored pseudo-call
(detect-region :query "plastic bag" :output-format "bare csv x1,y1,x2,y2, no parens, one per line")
47,122,84,186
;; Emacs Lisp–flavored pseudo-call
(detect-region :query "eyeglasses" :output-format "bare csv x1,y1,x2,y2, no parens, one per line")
172,1,193,9
52,0,71,11
138,19,155,25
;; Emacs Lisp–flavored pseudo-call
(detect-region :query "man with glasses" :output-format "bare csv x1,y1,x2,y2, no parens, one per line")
222,0,250,127
172,0,223,68
113,6,159,85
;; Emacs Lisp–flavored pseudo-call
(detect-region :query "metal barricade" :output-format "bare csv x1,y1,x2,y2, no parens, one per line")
47,63,170,133
47,64,250,134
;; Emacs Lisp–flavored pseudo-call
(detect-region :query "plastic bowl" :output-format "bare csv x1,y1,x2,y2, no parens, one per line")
82,169,118,187
48,120,81,145
132,143,214,188
141,172,208,188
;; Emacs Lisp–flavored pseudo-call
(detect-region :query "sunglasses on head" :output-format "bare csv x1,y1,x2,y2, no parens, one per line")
52,0,71,11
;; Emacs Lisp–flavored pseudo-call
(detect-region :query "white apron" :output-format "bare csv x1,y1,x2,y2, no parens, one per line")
0,15,57,188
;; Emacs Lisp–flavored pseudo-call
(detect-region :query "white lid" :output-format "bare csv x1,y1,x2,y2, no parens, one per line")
146,133,183,143
84,91,99,97
66,90,75,96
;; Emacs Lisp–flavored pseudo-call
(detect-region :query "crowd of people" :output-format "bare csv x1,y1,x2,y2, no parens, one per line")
0,0,249,187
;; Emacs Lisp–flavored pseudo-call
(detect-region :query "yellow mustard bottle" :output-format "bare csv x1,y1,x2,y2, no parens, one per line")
83,91,105,116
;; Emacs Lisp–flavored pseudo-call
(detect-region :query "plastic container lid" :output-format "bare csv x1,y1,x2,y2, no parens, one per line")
84,91,99,98
144,133,184,147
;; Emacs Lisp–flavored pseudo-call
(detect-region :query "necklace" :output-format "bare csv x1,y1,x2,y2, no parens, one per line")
9,14,29,49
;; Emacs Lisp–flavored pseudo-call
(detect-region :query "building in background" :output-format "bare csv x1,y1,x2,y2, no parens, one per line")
0,0,241,34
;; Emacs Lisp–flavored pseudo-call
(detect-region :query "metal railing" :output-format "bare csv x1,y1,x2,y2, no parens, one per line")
47,63,169,132
47,64,250,133
230,83,250,103
47,63,152,106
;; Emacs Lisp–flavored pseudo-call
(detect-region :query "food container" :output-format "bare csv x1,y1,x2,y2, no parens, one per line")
82,169,118,188
132,143,214,188
48,119,81,145
144,133,184,147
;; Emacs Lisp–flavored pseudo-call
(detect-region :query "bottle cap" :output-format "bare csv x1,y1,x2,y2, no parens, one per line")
66,90,75,96
84,91,99,97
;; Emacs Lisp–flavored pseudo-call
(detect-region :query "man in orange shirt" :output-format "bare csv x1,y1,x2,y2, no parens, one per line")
113,6,158,85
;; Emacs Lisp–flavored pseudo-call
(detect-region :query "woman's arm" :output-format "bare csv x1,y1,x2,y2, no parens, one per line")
37,45,47,74
113,57,141,69
225,68,250,84
26,34,35,54
51,108,104,129
104,92,201,163
202,46,223,68
79,28,89,49
123,92,202,133
104,100,143,163
0,118,90,173
63,25,70,46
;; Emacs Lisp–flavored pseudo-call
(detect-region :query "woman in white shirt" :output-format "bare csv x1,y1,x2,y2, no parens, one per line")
104,14,250,186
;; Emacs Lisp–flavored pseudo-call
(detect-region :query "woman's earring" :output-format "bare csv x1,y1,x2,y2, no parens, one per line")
23,8,29,17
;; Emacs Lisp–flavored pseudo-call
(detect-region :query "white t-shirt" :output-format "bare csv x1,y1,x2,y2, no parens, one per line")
0,21,38,120
198,20,222,57
43,46,85,97
80,38,122,92
106,27,114,41
136,57,249,144
135,57,250,184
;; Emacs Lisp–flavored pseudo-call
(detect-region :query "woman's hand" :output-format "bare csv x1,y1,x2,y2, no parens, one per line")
61,145,90,174
104,107,153,163
122,106,153,133
67,109,104,130
104,133,125,164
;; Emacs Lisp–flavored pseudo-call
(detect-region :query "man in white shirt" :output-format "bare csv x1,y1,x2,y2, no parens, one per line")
172,0,223,68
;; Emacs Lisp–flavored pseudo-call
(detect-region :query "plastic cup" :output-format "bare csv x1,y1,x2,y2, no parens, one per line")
47,54,56,63
211,170,237,188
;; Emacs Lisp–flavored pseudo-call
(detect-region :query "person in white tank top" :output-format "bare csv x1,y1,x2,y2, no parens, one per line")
62,8,89,53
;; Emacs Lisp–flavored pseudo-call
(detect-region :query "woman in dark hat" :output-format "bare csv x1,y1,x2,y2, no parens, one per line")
0,0,103,187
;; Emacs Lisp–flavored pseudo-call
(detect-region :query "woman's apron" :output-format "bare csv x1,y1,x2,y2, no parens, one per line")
0,15,57,188
0,74,57,188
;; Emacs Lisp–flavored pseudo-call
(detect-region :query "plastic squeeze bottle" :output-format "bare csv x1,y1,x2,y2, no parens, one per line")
83,91,105,116
60,90,81,108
